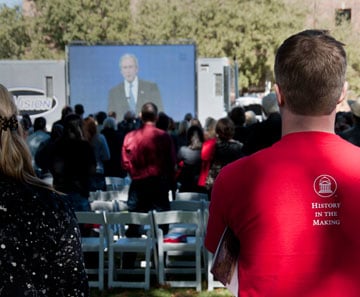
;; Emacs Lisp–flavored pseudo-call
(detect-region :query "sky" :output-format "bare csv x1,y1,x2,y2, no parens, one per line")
0,0,21,7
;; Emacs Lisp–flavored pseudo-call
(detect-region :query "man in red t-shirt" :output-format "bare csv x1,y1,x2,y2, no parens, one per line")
205,30,360,297
121,102,176,267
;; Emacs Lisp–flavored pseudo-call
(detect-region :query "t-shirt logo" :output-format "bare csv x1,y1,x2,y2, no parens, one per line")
313,174,337,198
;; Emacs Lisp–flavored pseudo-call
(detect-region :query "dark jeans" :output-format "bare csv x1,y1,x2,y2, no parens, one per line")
123,176,170,268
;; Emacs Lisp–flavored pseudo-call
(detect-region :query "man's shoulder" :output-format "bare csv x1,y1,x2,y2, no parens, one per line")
138,79,158,89
109,82,124,93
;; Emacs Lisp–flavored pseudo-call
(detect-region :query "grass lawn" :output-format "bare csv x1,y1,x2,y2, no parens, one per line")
90,287,233,297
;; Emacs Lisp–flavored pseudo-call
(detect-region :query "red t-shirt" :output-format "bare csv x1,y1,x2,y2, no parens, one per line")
198,137,216,186
122,123,176,180
205,131,360,297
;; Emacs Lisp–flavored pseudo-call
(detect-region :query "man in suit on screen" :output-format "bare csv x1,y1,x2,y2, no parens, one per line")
108,53,164,118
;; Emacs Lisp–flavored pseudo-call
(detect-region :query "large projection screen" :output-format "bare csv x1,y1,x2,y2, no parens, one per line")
67,44,196,122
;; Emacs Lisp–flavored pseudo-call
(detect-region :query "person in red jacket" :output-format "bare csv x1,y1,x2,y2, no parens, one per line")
206,30,360,297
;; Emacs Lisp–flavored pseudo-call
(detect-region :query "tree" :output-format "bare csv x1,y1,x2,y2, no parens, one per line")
30,0,132,52
130,0,306,92
0,5,30,59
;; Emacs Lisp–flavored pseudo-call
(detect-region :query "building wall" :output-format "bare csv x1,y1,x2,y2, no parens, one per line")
291,0,360,31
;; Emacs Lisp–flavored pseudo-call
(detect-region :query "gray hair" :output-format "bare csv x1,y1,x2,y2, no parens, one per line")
102,117,117,130
119,53,138,68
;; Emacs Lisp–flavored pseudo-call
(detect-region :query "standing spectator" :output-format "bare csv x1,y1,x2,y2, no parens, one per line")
95,111,107,134
206,30,360,296
36,114,96,212
205,117,243,194
242,92,282,155
0,84,89,296
122,102,176,267
228,106,250,145
74,103,85,119
198,117,217,193
176,125,204,193
20,113,33,138
176,120,188,152
101,116,127,178
338,99,360,145
26,116,50,177
83,116,110,191
52,105,73,130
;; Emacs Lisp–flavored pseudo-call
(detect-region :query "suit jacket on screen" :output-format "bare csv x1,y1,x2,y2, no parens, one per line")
108,80,163,117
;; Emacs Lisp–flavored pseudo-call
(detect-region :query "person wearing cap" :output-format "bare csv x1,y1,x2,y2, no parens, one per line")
338,98,360,146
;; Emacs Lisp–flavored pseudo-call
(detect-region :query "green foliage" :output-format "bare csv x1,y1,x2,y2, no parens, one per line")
0,5,30,58
2,0,360,95
31,0,131,49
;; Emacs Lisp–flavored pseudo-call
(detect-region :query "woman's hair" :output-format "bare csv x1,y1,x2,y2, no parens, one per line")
82,116,97,142
102,116,117,130
63,114,84,140
215,117,235,141
186,125,204,150
204,117,217,139
0,84,53,190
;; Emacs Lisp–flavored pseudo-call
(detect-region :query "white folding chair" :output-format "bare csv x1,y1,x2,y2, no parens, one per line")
105,176,125,191
152,209,204,291
106,211,156,290
75,211,107,290
175,191,209,201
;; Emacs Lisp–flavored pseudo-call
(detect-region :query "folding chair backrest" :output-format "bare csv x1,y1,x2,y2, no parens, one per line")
106,211,152,226
74,211,106,290
175,192,209,201
170,200,203,212
75,211,106,225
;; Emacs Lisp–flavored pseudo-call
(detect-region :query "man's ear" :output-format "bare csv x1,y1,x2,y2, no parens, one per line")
274,84,284,107
337,81,348,105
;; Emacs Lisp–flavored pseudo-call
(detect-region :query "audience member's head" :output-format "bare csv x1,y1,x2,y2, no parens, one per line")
156,111,170,131
95,111,107,126
102,116,117,130
108,111,117,120
275,29,346,116
229,106,246,127
178,120,188,136
74,104,85,118
63,114,83,140
215,117,235,141
186,125,204,150
0,84,36,181
33,117,47,132
262,92,279,116
203,117,217,140
82,116,98,141
61,105,74,120
245,110,258,126
141,102,158,123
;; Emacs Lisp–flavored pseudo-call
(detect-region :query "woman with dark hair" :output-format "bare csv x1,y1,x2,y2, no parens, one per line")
36,113,97,212
0,84,89,296
176,125,204,193
205,117,244,194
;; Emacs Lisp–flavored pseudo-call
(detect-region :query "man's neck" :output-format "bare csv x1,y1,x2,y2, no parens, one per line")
280,109,336,137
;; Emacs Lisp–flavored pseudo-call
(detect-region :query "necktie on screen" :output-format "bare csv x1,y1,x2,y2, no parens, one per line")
129,83,136,112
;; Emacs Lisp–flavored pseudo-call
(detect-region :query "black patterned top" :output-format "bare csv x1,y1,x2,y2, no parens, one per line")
0,174,89,296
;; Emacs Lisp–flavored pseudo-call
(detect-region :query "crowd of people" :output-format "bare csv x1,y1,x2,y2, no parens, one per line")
18,86,360,212
3,29,360,296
